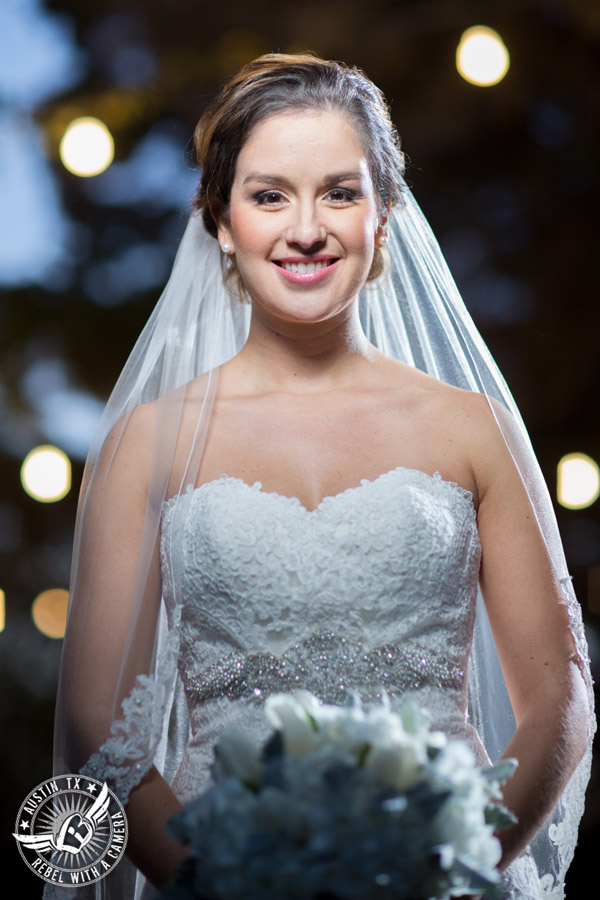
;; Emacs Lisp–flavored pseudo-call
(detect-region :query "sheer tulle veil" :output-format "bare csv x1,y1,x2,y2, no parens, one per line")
49,171,593,895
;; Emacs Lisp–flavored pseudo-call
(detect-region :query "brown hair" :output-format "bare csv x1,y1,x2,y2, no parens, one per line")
193,52,405,294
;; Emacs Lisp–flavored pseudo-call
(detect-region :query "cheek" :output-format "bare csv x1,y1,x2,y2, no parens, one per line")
229,207,274,255
350,218,376,258
346,207,377,248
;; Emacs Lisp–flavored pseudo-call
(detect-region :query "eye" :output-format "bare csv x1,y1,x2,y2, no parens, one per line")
326,188,360,203
254,190,286,206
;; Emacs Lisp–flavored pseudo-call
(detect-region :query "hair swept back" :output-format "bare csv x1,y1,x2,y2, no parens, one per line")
193,52,405,295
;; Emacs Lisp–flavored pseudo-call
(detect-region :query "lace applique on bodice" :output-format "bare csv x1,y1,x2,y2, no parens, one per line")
160,467,480,786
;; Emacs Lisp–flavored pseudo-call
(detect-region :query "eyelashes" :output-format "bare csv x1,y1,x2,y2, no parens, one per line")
327,188,362,203
252,188,362,207
254,190,285,206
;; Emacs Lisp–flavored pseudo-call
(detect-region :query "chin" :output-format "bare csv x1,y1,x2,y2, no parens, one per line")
265,299,351,327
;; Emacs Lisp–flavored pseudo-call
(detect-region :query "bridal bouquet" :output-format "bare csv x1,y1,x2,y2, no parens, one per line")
161,693,516,900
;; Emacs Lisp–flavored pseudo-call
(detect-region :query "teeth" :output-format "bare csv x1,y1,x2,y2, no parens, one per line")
282,260,329,273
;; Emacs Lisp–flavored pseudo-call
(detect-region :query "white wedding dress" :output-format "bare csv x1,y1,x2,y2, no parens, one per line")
159,465,543,899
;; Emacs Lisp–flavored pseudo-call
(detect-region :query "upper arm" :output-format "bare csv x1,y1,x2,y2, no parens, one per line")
467,397,581,723
59,402,162,766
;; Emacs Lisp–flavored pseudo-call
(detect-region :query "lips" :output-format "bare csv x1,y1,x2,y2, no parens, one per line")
273,256,339,285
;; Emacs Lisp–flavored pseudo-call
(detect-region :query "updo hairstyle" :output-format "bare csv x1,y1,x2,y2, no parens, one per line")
193,52,405,294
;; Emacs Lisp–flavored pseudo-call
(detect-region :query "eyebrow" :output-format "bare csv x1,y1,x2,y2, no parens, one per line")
242,171,364,188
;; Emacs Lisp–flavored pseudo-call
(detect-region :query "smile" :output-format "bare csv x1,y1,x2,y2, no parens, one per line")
281,260,330,273
273,257,339,285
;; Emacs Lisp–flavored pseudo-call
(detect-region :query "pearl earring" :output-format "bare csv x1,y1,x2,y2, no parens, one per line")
221,243,232,254
379,234,388,245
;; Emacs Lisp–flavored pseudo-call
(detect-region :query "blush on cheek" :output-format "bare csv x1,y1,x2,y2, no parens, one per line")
228,204,274,251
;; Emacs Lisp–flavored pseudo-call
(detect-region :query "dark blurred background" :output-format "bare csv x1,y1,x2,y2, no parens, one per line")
1,0,598,896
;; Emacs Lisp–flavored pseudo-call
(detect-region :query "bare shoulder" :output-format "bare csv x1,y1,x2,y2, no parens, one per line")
377,356,521,501
376,354,497,428
103,400,157,460
127,371,213,431
99,374,212,480
425,382,526,506
96,401,160,501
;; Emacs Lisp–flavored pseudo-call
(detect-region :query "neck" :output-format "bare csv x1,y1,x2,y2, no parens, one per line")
234,302,378,393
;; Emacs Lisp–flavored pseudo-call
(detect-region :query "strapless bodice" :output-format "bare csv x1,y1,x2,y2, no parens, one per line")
160,466,482,797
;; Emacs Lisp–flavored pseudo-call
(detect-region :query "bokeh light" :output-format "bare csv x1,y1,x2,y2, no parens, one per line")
557,453,600,510
0,589,5,633
31,588,69,639
59,116,114,176
21,445,71,502
456,26,510,86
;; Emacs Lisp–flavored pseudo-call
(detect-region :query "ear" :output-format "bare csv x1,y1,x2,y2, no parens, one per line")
374,201,391,249
211,200,235,254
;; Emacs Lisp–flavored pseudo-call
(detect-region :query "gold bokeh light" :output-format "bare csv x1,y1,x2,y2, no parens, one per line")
0,589,5,633
21,445,71,502
557,453,600,510
59,116,114,177
32,589,69,639
456,25,510,87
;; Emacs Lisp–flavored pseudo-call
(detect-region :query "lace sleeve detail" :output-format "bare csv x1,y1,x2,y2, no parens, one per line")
79,612,182,805
536,576,595,897
80,675,161,802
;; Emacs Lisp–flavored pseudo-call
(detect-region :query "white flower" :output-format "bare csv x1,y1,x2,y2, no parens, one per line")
426,739,477,790
289,689,324,719
212,728,262,785
364,741,424,791
314,704,374,755
265,693,318,757
399,703,448,751
166,695,513,900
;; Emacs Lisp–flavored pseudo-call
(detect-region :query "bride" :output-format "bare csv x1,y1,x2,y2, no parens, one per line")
50,53,593,899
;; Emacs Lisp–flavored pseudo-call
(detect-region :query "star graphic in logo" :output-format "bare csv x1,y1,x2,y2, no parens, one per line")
20,820,29,830
86,783,97,794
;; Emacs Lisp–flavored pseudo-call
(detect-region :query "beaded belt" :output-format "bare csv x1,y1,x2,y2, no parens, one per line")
183,631,465,707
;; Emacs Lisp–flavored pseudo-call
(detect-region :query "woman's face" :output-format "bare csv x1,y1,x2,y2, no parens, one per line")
217,108,386,329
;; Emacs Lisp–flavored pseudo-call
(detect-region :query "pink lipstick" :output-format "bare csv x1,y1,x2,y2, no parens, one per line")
273,256,339,285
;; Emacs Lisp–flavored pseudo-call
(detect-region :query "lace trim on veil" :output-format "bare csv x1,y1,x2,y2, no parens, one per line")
80,616,182,804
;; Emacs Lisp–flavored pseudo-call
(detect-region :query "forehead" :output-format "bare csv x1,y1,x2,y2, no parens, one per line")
234,108,369,177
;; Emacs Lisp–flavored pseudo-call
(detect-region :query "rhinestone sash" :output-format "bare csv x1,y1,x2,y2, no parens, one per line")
183,631,465,706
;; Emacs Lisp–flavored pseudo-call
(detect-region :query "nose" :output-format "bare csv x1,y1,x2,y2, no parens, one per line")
286,201,326,251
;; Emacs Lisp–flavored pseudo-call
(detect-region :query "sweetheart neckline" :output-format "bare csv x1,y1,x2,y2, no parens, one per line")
163,464,476,516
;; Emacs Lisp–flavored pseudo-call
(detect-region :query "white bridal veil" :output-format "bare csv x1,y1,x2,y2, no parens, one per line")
48,181,594,899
